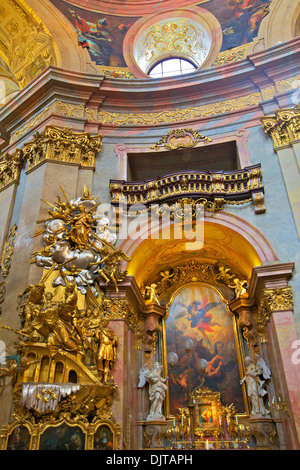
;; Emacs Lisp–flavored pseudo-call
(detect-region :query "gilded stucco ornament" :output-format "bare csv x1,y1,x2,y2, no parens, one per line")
151,128,211,151
152,261,248,301
30,185,128,296
23,126,103,173
261,105,300,148
256,286,293,342
0,0,61,89
110,165,265,214
0,224,17,315
0,149,24,192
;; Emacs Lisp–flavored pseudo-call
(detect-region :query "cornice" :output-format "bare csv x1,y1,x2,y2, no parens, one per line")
248,262,295,301
101,37,300,93
0,66,105,146
0,37,299,143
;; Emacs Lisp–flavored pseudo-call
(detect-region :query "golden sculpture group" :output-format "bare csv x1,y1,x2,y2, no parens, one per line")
0,186,129,449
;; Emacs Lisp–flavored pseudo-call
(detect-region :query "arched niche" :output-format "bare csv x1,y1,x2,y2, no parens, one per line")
120,211,278,289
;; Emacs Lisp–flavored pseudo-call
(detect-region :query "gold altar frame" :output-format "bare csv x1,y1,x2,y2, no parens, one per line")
161,281,249,418
0,417,120,450
193,386,222,438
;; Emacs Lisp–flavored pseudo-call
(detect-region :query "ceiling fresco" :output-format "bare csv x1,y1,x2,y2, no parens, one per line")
49,0,272,69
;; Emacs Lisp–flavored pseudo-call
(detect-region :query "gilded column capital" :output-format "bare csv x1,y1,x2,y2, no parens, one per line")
0,149,24,192
23,125,103,173
259,286,293,312
261,105,300,148
256,286,293,343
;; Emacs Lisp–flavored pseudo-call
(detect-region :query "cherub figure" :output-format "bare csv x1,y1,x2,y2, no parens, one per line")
215,266,235,283
228,277,248,298
160,270,174,284
91,248,130,293
144,284,160,305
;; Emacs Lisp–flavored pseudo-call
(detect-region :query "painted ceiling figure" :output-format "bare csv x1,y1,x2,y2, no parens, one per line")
69,9,114,65
222,0,271,48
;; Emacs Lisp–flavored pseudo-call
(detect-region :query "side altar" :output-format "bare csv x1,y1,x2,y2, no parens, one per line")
0,187,144,450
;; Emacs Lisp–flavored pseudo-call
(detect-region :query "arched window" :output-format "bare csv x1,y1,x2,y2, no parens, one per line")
148,57,197,79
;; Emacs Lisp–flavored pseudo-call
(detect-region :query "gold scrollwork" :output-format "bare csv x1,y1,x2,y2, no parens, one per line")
151,128,211,151
212,43,251,67
137,18,209,73
193,386,222,439
0,412,120,450
99,93,262,126
110,165,264,213
0,224,17,315
153,261,247,301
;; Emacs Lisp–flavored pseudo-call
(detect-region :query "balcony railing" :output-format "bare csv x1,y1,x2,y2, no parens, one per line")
110,164,265,213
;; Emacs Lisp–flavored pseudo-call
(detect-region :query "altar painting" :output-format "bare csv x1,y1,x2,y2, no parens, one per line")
38,423,85,450
166,285,244,415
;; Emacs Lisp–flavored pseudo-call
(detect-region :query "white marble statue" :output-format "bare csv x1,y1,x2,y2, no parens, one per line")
240,355,271,416
138,362,168,421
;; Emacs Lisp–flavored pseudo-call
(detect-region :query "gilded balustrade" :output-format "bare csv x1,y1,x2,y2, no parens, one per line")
110,164,264,213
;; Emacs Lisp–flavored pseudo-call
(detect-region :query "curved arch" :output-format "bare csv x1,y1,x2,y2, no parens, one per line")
119,211,278,287
123,6,222,78
27,0,90,71
0,0,62,89
255,0,300,48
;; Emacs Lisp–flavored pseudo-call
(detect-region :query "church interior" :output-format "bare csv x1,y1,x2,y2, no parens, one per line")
0,0,299,451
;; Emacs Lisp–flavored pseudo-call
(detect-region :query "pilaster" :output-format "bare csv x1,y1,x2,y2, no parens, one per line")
248,263,300,449
261,105,300,236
